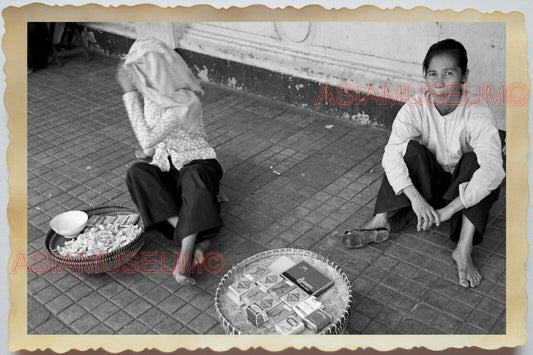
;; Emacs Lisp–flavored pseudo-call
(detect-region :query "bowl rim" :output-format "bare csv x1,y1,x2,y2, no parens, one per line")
50,210,89,233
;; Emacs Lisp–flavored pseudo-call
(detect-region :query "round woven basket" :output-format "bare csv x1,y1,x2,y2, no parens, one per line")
45,205,145,274
214,248,352,335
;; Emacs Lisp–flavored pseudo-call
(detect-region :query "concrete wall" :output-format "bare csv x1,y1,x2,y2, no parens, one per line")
83,22,506,129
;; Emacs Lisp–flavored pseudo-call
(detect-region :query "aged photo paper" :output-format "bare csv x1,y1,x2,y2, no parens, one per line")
5,3,529,353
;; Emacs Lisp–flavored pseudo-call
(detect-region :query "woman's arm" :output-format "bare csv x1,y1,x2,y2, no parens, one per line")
436,106,504,222
383,102,440,230
116,65,200,150
382,104,421,194
458,106,505,208
122,92,198,149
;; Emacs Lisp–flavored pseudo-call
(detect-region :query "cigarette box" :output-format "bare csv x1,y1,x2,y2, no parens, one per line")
293,296,322,318
269,279,297,298
280,287,309,307
281,261,334,296
244,264,269,281
275,315,305,335
267,303,293,324
303,308,332,333
228,279,255,305
256,272,284,291
241,287,268,305
256,292,281,313
246,303,269,328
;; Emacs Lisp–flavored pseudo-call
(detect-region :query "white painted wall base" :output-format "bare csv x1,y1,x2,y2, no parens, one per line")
82,21,506,129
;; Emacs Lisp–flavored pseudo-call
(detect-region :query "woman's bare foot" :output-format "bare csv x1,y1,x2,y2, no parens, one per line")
173,256,196,285
192,239,211,268
173,272,196,285
362,213,390,231
452,247,482,288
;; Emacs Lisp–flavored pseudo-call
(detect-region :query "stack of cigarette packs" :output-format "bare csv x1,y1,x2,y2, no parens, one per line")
230,256,333,334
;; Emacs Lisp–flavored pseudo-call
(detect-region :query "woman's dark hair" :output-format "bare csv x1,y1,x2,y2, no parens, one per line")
423,38,468,76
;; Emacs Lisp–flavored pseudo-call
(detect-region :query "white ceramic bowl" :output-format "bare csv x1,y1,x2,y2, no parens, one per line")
50,210,88,238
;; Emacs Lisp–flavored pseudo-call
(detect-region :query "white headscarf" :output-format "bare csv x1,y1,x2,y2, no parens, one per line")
123,37,203,131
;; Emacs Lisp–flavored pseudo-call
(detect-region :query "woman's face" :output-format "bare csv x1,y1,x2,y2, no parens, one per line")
425,52,468,104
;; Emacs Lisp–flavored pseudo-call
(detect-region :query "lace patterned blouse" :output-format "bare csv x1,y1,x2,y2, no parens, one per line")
122,91,217,171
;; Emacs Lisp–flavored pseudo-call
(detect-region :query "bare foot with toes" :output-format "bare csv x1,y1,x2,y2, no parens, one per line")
452,248,482,288
173,256,196,285
192,239,211,268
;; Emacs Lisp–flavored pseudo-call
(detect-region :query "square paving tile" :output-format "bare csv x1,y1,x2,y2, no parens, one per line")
34,285,62,305
86,323,114,335
152,317,184,334
139,307,169,329
35,317,66,334
173,304,202,326
45,294,74,315
78,292,107,312
124,298,153,319
28,306,53,329
188,313,218,334
57,304,87,325
92,301,121,322
105,310,135,332
346,310,371,333
157,295,187,315
71,314,101,334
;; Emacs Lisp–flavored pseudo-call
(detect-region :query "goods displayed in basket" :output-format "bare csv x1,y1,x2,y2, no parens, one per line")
269,279,297,298
280,287,309,307
227,256,334,333
244,264,269,281
241,287,268,305
281,261,334,296
256,292,281,313
267,303,292,324
228,279,255,305
55,214,142,257
256,272,284,291
275,314,305,335
246,303,269,328
302,308,332,333
293,295,322,318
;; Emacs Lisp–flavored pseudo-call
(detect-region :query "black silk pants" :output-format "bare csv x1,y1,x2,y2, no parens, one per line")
374,140,500,245
126,159,223,244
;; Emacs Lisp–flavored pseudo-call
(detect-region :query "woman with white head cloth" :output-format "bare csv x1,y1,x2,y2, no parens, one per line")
116,37,223,285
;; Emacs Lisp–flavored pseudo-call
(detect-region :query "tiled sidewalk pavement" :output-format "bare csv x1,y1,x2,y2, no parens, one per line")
26,53,506,335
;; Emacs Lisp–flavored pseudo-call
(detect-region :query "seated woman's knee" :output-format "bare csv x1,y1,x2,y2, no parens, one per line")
180,164,212,189
461,151,478,165
126,162,150,182
403,140,426,161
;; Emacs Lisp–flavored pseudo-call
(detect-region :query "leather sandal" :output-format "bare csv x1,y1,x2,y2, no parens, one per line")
339,227,390,249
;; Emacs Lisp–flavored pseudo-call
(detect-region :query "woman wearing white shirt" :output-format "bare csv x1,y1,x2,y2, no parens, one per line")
340,39,505,289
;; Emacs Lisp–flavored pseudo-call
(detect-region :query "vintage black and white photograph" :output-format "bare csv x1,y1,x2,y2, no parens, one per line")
21,18,511,342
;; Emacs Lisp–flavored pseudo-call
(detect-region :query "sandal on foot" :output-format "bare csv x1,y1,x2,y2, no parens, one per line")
340,228,390,249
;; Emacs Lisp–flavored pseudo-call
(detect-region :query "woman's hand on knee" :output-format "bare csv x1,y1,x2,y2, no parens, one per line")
413,201,440,231
402,185,440,231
